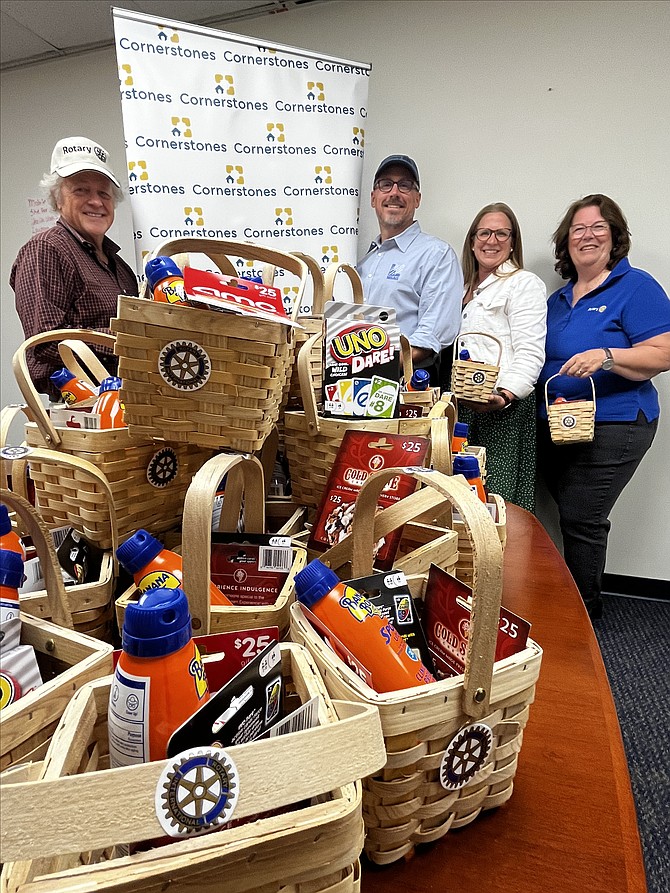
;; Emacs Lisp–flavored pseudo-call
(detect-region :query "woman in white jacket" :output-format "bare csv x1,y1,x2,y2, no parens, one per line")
455,203,547,511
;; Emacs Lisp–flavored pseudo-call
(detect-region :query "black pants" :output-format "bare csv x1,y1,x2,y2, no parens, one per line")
537,412,657,616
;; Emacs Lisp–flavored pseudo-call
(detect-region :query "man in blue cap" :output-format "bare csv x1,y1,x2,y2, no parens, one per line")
357,154,463,383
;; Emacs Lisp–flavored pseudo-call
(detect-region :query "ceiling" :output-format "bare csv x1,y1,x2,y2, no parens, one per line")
1,0,329,71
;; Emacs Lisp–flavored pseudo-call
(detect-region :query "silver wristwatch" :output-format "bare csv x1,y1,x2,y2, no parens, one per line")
601,347,615,371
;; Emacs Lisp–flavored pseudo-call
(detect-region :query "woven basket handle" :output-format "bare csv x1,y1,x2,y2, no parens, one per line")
291,252,325,315
144,238,309,322
182,452,266,634
0,404,33,505
57,340,110,386
321,467,504,718
0,488,74,629
544,371,596,411
297,331,323,434
12,329,116,449
21,447,120,567
452,331,504,366
322,262,365,306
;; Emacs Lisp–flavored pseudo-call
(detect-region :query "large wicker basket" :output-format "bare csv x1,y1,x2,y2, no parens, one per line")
115,452,307,637
12,330,211,550
0,489,113,771
283,333,453,508
0,644,386,893
545,372,596,444
450,331,502,403
290,467,542,864
112,238,309,453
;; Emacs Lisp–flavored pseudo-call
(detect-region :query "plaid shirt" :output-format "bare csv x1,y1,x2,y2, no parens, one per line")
10,218,138,398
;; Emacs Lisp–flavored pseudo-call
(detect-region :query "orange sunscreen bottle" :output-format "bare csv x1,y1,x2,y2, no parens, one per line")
49,368,97,406
0,505,26,560
453,454,487,503
108,587,209,765
451,422,469,454
294,559,435,693
91,376,126,429
116,529,233,607
145,256,186,305
0,549,23,654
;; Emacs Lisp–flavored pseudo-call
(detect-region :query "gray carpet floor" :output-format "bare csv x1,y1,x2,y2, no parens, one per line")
594,594,670,893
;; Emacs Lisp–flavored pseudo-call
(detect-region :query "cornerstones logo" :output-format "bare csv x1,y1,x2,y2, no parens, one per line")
306,81,325,101
120,63,133,86
215,74,235,95
184,206,204,227
275,207,293,227
266,123,285,143
232,257,263,278
321,245,340,264
315,165,332,185
128,160,149,182
283,285,300,313
352,127,365,148
155,25,180,44
226,165,244,185
171,117,192,138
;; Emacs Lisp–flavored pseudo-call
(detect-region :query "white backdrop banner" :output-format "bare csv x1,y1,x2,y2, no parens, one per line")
112,8,371,311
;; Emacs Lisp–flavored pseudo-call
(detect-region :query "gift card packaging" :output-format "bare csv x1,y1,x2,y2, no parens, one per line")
308,432,430,570
423,564,530,678
323,302,401,418
184,267,300,327
210,534,293,606
347,570,435,674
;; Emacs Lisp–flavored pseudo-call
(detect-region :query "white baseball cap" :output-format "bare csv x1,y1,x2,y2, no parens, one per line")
50,137,121,188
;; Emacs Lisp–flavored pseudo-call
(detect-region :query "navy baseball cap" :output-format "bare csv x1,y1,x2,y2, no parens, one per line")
373,155,420,187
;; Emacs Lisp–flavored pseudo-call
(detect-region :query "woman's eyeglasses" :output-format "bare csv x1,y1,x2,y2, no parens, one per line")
569,221,610,239
474,228,512,242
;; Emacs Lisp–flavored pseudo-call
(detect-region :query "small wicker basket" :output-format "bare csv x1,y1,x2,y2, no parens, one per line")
112,238,309,453
0,489,113,771
450,331,503,403
545,372,596,444
0,644,387,893
290,468,542,864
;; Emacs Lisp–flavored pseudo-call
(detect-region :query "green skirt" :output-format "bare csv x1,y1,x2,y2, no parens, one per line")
457,392,537,512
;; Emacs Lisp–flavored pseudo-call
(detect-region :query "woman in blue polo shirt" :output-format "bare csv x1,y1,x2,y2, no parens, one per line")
537,194,670,619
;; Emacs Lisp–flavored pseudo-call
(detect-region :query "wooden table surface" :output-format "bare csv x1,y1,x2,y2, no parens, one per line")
362,504,647,893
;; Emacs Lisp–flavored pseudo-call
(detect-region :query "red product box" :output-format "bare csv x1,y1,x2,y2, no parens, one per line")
308,431,430,570
423,564,530,678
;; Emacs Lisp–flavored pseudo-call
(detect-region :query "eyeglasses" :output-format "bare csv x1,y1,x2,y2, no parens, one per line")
569,221,609,239
474,228,512,242
374,178,418,194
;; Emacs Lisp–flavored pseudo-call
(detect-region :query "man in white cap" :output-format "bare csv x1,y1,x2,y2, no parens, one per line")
357,155,463,384
11,137,138,397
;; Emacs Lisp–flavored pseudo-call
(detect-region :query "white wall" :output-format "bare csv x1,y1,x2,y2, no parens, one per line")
1,0,668,579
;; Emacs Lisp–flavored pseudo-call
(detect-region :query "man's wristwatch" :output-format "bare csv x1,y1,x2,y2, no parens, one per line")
601,347,615,371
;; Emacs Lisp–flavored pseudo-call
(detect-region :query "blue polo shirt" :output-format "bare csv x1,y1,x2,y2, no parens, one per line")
538,258,670,421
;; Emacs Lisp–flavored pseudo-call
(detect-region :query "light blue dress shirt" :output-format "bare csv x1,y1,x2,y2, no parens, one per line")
357,220,463,355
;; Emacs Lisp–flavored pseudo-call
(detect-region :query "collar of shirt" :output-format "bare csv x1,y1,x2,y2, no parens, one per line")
471,260,519,297
556,257,630,304
57,217,122,259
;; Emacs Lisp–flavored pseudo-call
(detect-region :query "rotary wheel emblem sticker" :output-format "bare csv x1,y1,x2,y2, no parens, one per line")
561,415,577,429
147,447,179,488
158,340,211,391
0,445,31,460
439,722,493,791
156,748,239,837
471,370,486,385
